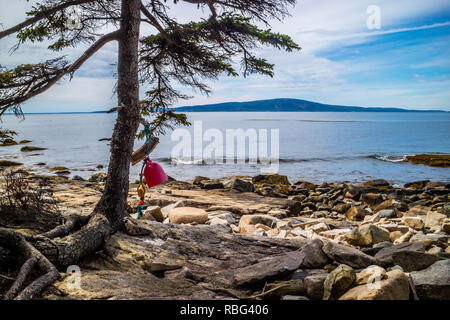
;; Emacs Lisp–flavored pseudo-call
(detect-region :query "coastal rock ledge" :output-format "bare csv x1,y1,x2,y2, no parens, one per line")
0,173,448,300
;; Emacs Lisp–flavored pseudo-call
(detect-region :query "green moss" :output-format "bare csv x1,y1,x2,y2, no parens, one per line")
50,166,69,171
0,139,18,146
21,146,47,152
0,160,23,167
406,154,450,168
55,170,70,175
252,174,291,186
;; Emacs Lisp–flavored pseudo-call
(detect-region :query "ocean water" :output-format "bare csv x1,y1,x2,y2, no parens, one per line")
1,112,449,185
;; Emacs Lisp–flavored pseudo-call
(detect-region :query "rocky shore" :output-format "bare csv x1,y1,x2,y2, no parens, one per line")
1,169,449,300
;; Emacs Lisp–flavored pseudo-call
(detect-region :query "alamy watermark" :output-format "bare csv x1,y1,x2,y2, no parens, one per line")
365,266,384,290
171,121,280,174
66,265,81,290
65,6,82,30
367,5,381,30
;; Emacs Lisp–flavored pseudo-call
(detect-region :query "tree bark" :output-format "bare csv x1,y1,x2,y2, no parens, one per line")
94,0,142,232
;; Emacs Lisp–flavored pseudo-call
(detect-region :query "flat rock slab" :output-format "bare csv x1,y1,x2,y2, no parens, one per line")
322,241,378,269
374,242,425,267
391,250,439,272
233,251,303,287
46,219,308,299
410,260,450,300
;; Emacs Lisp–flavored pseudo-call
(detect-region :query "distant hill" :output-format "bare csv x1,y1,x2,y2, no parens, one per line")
174,98,447,113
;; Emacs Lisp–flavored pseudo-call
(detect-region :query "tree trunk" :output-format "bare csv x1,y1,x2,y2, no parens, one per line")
94,0,141,232
1,1,145,299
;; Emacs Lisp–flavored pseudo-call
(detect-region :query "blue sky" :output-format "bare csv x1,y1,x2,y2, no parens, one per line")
1,0,450,112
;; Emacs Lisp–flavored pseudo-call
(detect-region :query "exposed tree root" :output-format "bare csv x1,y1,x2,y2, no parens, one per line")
40,214,91,239
0,212,112,300
4,257,37,300
0,228,59,300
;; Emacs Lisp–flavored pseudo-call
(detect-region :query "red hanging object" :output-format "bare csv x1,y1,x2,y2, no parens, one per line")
143,158,168,188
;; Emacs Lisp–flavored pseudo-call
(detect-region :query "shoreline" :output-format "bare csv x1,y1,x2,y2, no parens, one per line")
0,168,449,300
0,154,449,187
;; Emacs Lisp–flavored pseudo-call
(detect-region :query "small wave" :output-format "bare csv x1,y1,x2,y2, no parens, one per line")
164,155,376,165
246,119,369,123
372,155,407,163
154,154,433,166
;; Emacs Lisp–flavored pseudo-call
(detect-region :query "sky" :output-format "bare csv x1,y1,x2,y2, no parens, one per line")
1,0,450,112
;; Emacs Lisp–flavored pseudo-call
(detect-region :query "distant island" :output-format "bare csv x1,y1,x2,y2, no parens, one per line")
13,98,448,114
173,98,448,113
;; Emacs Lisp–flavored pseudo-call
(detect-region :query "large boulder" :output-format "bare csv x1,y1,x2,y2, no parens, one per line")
323,264,356,300
304,273,328,300
238,214,281,234
374,199,407,213
378,209,397,219
230,178,254,192
193,176,224,190
143,206,164,222
339,269,410,300
263,280,305,299
346,206,369,221
253,174,291,198
404,180,429,190
294,180,316,191
363,179,390,190
332,203,351,214
443,219,450,234
391,250,438,272
409,232,448,248
402,216,424,230
168,207,208,224
361,193,384,207
424,211,446,230
252,174,291,186
233,251,303,287
374,242,425,267
298,239,329,269
322,241,378,269
345,224,390,247
410,260,450,300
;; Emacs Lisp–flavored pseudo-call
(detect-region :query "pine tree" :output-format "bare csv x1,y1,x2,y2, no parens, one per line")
0,0,299,299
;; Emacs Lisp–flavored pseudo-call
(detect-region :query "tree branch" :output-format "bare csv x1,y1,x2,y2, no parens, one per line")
0,0,95,40
0,29,120,111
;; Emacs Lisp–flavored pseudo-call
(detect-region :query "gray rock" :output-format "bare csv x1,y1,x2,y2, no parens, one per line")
410,260,450,300
233,251,303,287
391,250,439,272
322,241,378,269
374,242,425,267
202,180,224,190
378,209,397,219
409,232,449,248
345,224,390,247
72,175,85,181
346,206,368,221
323,264,356,300
230,178,254,192
304,273,328,300
362,241,393,256
298,239,329,269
